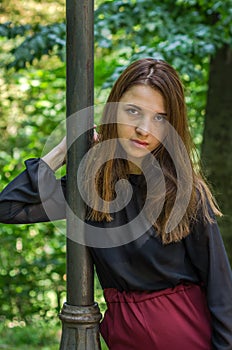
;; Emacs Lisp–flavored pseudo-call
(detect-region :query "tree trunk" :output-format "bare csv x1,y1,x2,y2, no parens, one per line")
201,45,232,263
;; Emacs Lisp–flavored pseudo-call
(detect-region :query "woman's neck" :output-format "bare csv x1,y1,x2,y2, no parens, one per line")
128,161,142,174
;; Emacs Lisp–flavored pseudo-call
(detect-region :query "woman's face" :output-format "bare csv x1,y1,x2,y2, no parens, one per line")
117,85,167,169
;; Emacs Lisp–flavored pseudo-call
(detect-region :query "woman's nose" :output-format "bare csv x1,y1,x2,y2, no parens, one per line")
135,119,151,135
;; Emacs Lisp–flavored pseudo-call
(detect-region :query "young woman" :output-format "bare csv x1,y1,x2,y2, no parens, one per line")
0,58,231,350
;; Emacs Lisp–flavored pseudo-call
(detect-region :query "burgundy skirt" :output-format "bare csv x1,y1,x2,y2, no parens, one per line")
100,284,212,350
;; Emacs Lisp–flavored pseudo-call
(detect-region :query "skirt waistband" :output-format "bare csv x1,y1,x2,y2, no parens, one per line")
103,283,202,303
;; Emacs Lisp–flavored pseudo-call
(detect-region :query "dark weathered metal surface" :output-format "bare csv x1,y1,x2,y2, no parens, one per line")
66,0,94,309
59,303,102,349
59,0,102,348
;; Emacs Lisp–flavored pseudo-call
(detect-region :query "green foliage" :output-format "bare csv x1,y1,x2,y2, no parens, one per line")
0,54,67,323
0,320,60,349
1,0,232,75
0,22,31,38
0,222,66,322
94,0,232,80
0,320,108,349
0,22,65,69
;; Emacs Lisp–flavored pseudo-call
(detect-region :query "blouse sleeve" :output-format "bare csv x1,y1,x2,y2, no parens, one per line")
184,214,232,349
0,158,66,224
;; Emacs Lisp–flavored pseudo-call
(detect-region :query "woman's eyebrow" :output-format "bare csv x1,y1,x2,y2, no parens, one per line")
157,112,168,116
126,103,142,110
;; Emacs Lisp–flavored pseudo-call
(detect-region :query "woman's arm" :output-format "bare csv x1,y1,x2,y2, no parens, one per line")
0,138,67,224
41,136,66,171
185,215,232,349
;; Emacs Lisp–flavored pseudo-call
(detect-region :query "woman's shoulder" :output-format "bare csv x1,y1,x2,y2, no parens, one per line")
193,177,222,222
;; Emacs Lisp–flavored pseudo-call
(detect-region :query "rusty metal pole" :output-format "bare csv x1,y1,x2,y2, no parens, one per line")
59,0,102,348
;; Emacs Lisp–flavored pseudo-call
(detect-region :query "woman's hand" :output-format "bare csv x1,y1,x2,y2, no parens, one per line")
42,125,98,171
93,124,99,142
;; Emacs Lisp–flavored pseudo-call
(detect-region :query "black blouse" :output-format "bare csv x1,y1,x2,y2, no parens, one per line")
0,158,232,349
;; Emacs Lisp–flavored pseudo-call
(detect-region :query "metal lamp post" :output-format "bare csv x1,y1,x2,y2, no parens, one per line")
59,0,102,348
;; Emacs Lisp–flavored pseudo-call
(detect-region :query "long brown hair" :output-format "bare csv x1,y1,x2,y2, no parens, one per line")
85,58,221,244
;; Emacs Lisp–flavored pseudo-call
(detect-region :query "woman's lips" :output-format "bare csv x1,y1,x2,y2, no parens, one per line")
130,139,149,148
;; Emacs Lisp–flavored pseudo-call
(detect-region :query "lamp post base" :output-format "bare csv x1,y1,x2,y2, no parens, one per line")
59,302,102,349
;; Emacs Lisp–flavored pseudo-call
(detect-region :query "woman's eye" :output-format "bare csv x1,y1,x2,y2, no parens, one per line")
154,114,165,122
126,108,139,116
